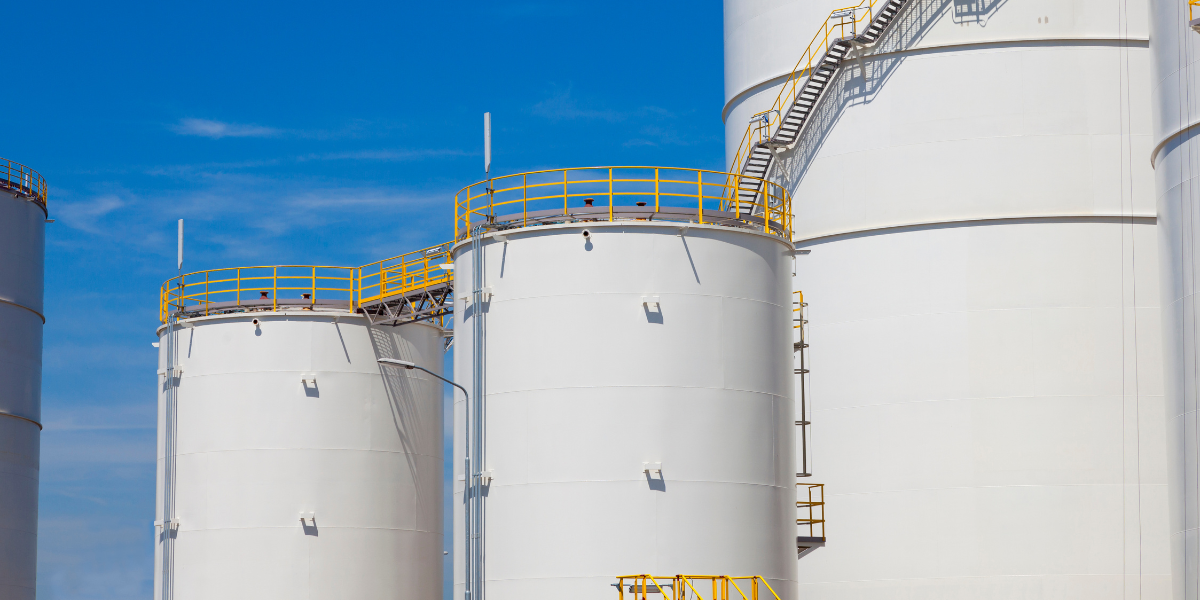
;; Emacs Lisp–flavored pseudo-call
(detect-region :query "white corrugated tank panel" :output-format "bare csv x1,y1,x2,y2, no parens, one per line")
725,0,1167,598
0,193,44,600
154,313,443,600
452,222,796,600
1149,3,1200,600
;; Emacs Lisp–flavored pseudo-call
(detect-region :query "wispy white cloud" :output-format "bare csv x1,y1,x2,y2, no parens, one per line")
170,118,280,139
533,89,625,122
55,194,126,235
532,88,676,124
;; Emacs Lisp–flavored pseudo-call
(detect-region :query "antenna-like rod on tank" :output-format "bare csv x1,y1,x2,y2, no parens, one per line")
177,219,184,274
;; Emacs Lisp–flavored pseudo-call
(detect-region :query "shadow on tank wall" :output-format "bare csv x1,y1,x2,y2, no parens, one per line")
768,0,1009,189
370,325,440,511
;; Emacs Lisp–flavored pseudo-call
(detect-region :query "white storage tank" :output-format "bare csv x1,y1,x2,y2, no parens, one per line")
725,0,1167,598
154,269,444,600
0,159,46,600
450,167,797,600
1148,3,1200,600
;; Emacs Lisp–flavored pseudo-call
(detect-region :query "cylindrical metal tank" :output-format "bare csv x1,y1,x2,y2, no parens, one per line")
0,160,46,600
452,219,796,599
153,307,443,600
725,0,1168,598
1149,3,1200,600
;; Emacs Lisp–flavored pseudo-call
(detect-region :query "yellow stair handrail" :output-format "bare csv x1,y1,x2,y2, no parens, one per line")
726,0,899,186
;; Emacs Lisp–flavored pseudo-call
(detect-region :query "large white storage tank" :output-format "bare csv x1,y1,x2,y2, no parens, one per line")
154,268,443,600
450,167,797,600
0,160,46,600
1148,4,1200,600
725,1,1168,598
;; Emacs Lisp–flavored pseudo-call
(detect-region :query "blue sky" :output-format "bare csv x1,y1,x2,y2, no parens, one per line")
5,2,725,598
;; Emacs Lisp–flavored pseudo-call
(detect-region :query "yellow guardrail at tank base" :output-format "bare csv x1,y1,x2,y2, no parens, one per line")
613,575,781,600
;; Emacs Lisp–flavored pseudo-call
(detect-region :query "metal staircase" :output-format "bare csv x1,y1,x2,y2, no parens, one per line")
729,0,912,202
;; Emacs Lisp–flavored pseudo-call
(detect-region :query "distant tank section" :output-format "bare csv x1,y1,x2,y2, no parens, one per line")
154,259,451,600
725,0,1167,597
0,159,46,600
1149,3,1200,600
450,167,801,599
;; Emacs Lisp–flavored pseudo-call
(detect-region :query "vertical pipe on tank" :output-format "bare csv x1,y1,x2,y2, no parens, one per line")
157,313,179,600
1150,3,1200,600
466,225,487,600
0,175,46,600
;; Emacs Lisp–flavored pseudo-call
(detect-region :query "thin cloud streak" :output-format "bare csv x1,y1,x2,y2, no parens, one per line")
170,118,280,139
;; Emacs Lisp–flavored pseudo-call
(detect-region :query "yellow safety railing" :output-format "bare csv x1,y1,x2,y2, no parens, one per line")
160,265,357,323
797,483,825,538
358,241,453,306
1191,0,1200,21
159,241,456,324
614,575,780,600
0,157,48,208
727,0,895,179
455,166,792,241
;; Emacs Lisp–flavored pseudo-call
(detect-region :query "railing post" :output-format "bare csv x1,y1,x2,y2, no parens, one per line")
272,266,278,311
563,169,569,216
311,267,316,303
608,168,614,222
204,271,210,316
654,168,660,212
697,170,704,225
236,268,241,306
523,173,528,228
729,174,739,218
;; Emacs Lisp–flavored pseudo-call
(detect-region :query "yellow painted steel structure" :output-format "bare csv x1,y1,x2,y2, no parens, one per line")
0,157,48,208
454,166,792,241
358,241,453,306
613,575,781,600
158,242,452,323
726,0,898,177
1191,0,1200,21
796,483,825,535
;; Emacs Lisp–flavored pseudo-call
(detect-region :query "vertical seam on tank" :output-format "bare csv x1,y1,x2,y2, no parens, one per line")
1182,3,1200,599
1116,0,1144,591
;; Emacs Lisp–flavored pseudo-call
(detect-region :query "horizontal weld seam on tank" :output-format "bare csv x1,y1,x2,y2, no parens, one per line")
470,292,789,307
170,525,438,532
794,213,1157,245
172,449,444,458
721,37,1149,123
830,483,1130,498
0,411,43,430
0,297,45,323
464,480,792,487
481,385,793,398
814,393,1134,412
809,304,1153,329
1151,119,1200,168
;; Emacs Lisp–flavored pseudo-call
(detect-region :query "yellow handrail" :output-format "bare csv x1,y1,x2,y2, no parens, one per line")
158,241,454,324
797,483,825,538
726,0,897,180
613,575,781,600
0,157,48,208
358,241,453,306
159,265,357,323
1191,0,1200,21
454,166,792,241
